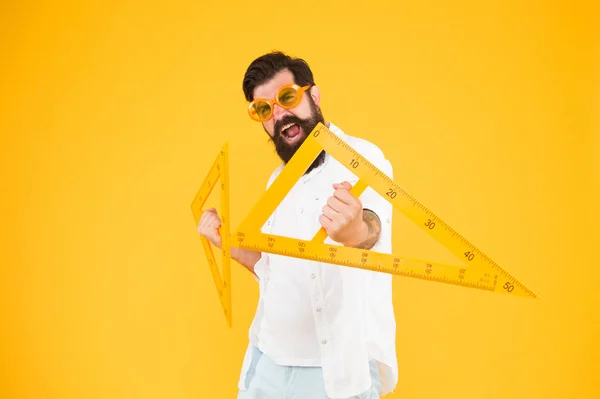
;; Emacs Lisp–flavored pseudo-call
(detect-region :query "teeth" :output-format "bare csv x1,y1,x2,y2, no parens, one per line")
282,123,294,131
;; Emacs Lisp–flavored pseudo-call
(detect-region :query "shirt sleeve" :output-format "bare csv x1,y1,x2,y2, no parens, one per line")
251,252,269,282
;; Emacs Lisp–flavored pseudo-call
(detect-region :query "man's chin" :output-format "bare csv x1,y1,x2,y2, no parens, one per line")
274,131,325,173
275,136,305,163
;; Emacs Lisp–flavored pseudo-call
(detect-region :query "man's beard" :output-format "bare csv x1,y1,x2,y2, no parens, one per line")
267,98,326,175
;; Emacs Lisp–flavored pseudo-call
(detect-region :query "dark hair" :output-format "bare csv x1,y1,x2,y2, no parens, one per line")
242,51,315,102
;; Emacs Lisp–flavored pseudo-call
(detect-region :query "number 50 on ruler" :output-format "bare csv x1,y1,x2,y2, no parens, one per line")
191,123,538,327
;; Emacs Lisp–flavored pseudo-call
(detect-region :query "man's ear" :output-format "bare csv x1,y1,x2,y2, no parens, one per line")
309,85,321,106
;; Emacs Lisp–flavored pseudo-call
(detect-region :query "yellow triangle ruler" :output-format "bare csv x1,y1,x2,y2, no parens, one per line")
192,123,538,326
190,144,233,327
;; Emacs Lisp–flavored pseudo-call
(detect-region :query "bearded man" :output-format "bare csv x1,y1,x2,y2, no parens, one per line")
198,51,398,399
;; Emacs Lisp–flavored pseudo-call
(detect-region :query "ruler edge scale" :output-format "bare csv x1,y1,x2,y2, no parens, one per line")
220,143,233,327
191,123,539,325
190,143,233,327
307,123,539,298
232,122,537,298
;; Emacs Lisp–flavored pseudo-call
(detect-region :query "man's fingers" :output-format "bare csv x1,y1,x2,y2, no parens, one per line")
319,214,332,228
332,181,352,190
199,209,220,232
208,217,221,229
333,188,356,205
321,205,337,220
332,181,356,204
199,213,209,228
326,194,358,221
198,213,207,231
326,196,345,212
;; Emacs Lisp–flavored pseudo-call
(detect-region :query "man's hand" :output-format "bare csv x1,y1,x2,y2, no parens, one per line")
319,181,382,249
197,208,262,277
319,181,366,246
198,207,223,248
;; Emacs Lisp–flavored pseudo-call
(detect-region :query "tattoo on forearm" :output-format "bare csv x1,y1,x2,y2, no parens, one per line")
355,209,381,249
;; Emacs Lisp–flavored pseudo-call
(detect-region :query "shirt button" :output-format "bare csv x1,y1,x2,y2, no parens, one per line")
299,208,304,213
310,273,316,279
322,339,327,345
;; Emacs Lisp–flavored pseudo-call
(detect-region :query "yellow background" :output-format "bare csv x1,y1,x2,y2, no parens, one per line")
1,1,598,398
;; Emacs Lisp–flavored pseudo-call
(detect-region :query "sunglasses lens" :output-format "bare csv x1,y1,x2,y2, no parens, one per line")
278,86,300,107
250,101,272,121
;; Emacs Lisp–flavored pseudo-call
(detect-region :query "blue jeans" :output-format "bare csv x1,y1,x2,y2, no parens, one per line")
237,346,382,399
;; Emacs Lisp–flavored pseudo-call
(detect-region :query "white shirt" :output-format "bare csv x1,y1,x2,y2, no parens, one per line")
238,122,398,398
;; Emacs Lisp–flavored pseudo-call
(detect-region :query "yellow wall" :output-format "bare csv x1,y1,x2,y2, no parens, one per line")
1,1,598,398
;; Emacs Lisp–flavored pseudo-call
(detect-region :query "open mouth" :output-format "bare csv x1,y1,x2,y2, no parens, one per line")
280,123,302,144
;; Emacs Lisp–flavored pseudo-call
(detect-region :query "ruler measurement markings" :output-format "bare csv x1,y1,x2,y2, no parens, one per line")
317,126,490,255
241,230,508,290
193,123,538,325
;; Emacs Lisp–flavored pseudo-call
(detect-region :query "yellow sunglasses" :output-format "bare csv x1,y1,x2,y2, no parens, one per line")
247,84,311,122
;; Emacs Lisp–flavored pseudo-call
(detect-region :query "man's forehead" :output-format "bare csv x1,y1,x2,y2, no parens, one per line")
253,69,295,99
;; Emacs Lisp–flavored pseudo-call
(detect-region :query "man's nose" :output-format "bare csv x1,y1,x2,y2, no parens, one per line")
272,103,288,120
